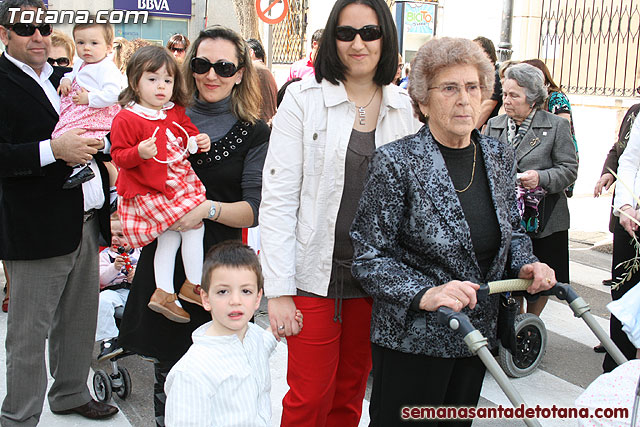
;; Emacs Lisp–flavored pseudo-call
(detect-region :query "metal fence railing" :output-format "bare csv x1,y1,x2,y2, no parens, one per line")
538,0,640,97
272,0,308,64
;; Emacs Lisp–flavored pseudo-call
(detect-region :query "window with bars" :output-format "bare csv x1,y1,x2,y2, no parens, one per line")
538,0,640,97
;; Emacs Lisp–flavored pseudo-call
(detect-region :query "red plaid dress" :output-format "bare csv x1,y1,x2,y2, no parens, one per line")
118,127,206,249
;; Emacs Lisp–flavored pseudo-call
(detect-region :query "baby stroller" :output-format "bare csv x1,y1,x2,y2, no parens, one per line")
437,279,628,427
92,306,133,403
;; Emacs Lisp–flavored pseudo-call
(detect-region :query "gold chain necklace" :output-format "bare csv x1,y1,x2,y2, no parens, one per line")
455,140,477,193
356,87,379,126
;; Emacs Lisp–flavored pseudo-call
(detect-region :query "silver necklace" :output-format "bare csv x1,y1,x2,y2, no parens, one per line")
356,87,379,126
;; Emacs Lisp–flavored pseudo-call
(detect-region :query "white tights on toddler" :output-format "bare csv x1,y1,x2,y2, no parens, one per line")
154,226,204,307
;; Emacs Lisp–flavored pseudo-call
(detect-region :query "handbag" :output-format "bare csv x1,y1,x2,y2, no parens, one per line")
533,192,560,237
497,293,518,354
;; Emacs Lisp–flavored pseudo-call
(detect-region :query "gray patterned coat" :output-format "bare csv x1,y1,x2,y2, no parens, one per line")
350,126,537,358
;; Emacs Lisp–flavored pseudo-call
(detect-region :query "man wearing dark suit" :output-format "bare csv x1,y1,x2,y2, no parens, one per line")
0,1,117,424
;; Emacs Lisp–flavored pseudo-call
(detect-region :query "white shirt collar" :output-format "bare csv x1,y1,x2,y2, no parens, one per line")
4,51,53,83
125,101,175,120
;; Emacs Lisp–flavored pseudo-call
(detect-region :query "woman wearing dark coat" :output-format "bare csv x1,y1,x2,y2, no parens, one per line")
600,102,640,372
350,37,555,427
117,26,269,425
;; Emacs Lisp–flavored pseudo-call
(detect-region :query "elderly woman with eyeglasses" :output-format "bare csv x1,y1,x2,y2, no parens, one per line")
259,0,419,424
350,38,555,426
485,63,578,317
118,25,269,426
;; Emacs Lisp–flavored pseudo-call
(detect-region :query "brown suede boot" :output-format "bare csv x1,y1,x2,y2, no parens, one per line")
148,289,190,323
178,279,204,307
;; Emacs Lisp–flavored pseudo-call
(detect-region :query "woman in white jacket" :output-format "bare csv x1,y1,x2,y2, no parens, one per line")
259,0,419,425
609,115,640,371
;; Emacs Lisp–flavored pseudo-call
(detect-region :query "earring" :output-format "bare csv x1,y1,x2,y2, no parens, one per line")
235,81,241,85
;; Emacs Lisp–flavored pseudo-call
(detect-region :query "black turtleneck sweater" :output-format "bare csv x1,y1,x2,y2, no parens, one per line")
186,95,270,247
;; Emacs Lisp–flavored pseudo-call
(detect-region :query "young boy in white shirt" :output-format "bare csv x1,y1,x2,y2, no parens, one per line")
164,241,302,426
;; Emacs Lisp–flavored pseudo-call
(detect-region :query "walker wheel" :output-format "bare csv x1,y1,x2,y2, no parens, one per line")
93,369,112,402
115,366,132,400
498,313,547,378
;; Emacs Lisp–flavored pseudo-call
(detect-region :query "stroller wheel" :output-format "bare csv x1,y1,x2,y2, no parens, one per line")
498,313,547,378
93,369,113,402
115,366,132,399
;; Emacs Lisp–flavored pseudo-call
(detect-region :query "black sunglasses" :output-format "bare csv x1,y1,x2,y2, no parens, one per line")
190,57,240,78
335,25,382,42
47,57,70,67
170,47,185,53
7,23,52,37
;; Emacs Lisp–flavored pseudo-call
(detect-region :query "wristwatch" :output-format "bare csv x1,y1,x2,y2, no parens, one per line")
207,201,217,219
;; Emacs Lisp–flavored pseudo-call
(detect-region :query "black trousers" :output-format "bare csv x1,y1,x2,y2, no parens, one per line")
369,343,486,426
154,359,178,427
531,230,570,283
603,221,638,372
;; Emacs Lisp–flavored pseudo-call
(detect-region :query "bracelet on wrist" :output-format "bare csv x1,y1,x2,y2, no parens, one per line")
213,201,222,221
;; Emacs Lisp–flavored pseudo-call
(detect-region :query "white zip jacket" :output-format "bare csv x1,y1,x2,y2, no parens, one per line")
614,116,640,213
259,77,421,298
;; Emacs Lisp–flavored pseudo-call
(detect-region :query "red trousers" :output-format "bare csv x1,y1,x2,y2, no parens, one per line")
281,296,373,427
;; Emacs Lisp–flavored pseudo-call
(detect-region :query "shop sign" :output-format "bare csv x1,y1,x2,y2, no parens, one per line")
404,2,435,35
114,0,191,19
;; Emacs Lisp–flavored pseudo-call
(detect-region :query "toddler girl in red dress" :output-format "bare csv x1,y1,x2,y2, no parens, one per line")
111,46,210,323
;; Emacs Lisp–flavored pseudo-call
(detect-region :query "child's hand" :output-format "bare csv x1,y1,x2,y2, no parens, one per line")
138,136,157,159
72,87,89,105
126,265,136,282
114,255,125,271
58,79,72,96
195,133,210,152
294,309,303,331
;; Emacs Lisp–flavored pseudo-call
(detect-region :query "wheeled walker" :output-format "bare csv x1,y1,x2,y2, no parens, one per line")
437,279,628,427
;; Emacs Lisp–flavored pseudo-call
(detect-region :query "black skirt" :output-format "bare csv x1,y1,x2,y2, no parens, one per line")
118,223,242,362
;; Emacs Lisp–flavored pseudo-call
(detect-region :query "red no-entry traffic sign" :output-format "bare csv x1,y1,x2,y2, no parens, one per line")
256,0,288,25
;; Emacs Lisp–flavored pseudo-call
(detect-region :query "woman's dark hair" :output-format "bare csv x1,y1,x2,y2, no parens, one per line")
277,77,301,107
183,25,261,123
246,38,265,62
522,58,562,93
473,36,497,64
314,0,398,86
118,45,189,107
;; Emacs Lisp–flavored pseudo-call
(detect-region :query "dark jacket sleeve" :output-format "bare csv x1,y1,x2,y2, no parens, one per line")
241,121,270,227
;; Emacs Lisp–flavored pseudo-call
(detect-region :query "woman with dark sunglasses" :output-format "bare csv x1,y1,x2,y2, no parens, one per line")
166,33,189,64
117,25,269,426
50,30,74,67
260,0,419,425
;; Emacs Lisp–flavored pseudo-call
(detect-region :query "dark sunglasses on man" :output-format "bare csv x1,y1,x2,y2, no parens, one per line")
190,57,241,78
6,23,52,37
47,57,70,67
169,47,185,53
335,25,382,42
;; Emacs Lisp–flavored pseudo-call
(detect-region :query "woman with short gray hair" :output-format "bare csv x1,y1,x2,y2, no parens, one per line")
504,63,548,109
485,62,578,317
